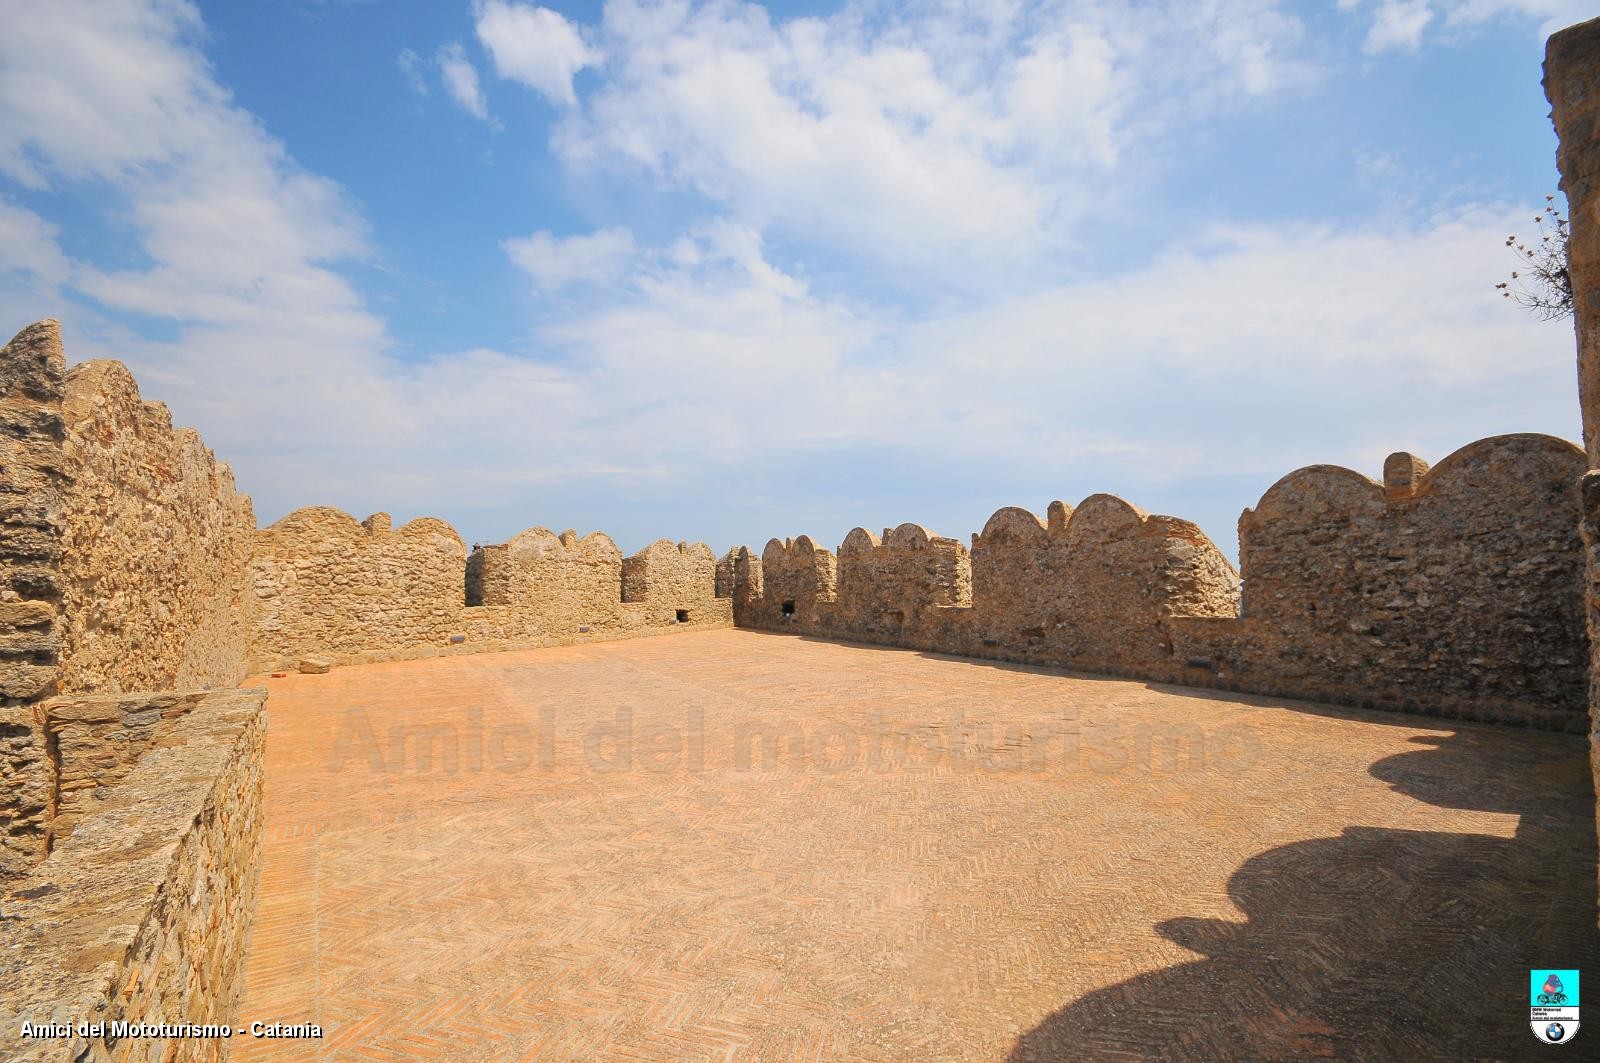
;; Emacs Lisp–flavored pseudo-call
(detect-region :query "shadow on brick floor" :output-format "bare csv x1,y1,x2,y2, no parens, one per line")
1009,728,1600,1061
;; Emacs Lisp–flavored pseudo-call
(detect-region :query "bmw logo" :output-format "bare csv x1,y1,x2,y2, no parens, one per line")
1547,1022,1567,1042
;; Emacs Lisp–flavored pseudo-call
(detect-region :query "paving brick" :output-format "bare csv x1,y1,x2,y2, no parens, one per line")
236,630,1599,1061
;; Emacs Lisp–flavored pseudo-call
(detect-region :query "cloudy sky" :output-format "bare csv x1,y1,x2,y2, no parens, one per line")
0,0,1589,559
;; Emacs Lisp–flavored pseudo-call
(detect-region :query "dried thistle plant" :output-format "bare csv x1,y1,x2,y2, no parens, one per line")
1496,195,1573,321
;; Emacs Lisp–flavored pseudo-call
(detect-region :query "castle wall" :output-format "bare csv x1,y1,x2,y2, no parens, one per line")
0,688,265,1063
58,361,255,694
1546,14,1600,916
253,515,734,671
1,324,256,876
715,548,738,599
970,496,1240,672
733,546,764,612
741,536,837,629
0,322,67,878
1174,436,1587,729
834,524,971,641
619,539,730,626
733,435,1585,731
249,509,469,671
468,527,625,636
735,497,1238,670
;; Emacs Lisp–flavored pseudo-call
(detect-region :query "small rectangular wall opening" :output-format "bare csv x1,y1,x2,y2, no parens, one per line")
781,600,796,617
675,609,689,623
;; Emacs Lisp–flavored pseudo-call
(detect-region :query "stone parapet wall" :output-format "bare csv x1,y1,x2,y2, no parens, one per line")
0,323,70,878
254,518,731,672
0,322,257,878
45,690,231,846
734,435,1587,732
58,362,255,695
249,508,468,671
737,495,1242,675
1546,13,1600,917
617,539,727,625
0,323,66,711
1186,435,1587,729
835,524,972,642
0,688,266,1063
469,527,625,635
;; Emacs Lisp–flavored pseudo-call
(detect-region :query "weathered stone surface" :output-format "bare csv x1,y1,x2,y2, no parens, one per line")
734,435,1586,731
752,535,837,628
736,496,1240,676
835,524,971,641
1549,17,1600,465
0,707,50,882
297,656,332,674
618,538,728,626
0,322,66,877
1175,434,1588,730
0,688,265,1063
469,527,731,636
40,690,224,846
58,361,255,694
255,515,733,672
249,507,468,670
468,526,626,636
1548,14,1600,919
714,548,737,599
1,323,257,881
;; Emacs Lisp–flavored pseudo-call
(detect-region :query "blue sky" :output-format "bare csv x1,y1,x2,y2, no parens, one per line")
0,0,1590,560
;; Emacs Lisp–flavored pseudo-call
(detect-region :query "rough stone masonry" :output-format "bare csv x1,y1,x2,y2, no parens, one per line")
1548,13,1600,920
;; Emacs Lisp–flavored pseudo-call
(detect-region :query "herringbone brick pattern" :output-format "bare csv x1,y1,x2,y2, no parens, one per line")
235,630,1598,1061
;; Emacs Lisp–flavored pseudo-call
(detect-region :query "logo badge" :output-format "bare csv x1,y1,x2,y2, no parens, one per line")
1532,969,1580,1045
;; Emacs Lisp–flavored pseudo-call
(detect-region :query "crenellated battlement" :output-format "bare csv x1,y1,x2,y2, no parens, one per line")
732,438,1586,731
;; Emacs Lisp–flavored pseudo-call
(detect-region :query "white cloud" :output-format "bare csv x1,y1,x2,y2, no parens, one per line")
474,0,595,107
1350,0,1592,53
527,205,1573,474
437,41,492,122
0,197,70,286
398,47,430,96
532,0,1315,280
1363,1,1436,53
1436,0,1594,36
503,227,637,291
0,2,414,493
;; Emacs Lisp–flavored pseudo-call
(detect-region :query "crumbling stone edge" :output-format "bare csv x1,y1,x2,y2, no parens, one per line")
0,688,266,1063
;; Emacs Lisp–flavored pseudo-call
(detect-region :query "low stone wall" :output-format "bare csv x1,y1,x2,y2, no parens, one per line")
736,497,1241,674
252,519,732,672
0,687,266,1063
734,435,1588,731
618,539,728,626
250,508,467,671
468,527,626,636
45,691,233,846
2,321,737,693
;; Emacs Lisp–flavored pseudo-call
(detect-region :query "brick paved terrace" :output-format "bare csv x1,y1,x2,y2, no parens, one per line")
236,629,1598,1061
